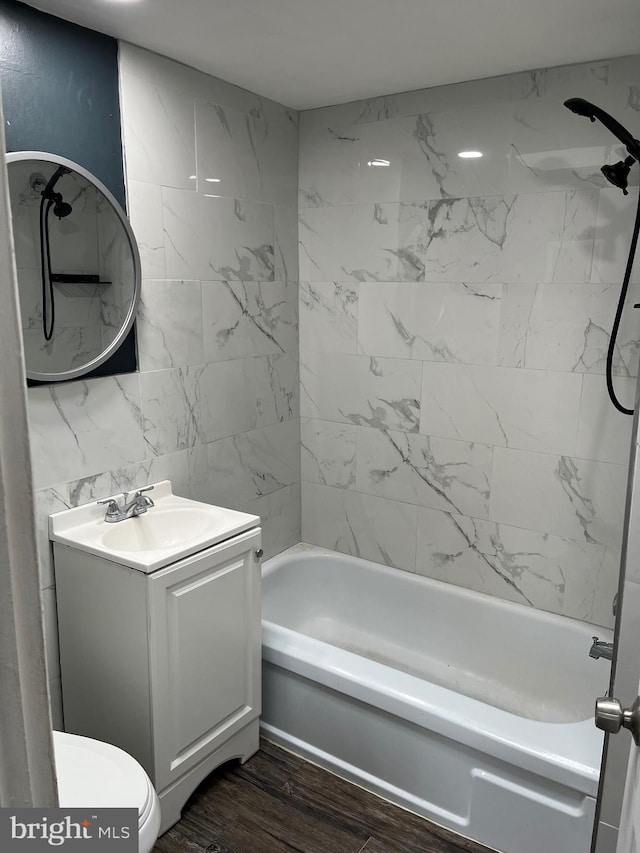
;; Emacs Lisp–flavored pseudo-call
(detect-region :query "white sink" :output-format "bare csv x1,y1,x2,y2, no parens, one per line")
49,481,260,572
100,507,220,552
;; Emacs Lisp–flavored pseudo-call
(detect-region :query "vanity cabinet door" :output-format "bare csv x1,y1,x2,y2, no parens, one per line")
148,527,261,791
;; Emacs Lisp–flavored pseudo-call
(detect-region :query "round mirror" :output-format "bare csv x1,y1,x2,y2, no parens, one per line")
6,151,141,382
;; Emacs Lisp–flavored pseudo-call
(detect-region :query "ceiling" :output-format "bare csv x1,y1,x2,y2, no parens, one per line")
22,0,640,110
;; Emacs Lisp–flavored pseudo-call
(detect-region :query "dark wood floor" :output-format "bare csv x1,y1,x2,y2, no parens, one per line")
154,739,494,853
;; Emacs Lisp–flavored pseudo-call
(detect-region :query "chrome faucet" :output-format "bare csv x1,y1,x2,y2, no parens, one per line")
97,486,155,523
589,636,614,661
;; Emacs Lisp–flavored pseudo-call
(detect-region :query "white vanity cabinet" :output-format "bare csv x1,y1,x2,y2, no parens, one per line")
53,518,262,833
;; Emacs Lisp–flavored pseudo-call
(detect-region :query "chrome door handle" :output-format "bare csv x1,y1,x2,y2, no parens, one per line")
595,696,640,745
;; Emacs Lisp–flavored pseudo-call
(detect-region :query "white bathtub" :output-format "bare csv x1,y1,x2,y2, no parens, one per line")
261,544,613,853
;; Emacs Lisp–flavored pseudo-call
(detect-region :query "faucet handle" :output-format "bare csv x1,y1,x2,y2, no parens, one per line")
97,498,123,521
123,485,154,500
133,486,155,507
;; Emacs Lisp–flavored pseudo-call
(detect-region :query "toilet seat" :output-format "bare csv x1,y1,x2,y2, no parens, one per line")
52,731,161,852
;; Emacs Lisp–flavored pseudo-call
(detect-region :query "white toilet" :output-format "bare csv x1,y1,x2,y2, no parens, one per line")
53,731,161,853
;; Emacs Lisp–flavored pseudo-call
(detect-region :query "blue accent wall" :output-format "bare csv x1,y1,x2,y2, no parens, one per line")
0,0,135,378
0,0,125,207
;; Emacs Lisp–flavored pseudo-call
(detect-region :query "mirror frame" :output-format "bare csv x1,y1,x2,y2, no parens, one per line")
6,150,141,383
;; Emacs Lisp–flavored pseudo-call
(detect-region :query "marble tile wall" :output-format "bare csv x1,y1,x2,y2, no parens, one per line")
28,43,300,725
299,55,640,629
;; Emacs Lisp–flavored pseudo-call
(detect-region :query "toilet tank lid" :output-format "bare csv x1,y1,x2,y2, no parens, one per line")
52,731,155,826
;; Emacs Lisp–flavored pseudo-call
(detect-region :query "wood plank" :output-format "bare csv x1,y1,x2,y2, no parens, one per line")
153,739,494,853
234,737,305,790
281,753,491,853
210,811,367,853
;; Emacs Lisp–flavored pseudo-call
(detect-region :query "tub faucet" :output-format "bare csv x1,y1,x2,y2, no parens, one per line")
589,636,614,661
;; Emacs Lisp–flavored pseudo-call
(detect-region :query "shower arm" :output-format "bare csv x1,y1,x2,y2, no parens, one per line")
564,98,640,161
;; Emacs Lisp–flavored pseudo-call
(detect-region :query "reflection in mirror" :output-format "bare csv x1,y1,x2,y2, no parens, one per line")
6,152,141,382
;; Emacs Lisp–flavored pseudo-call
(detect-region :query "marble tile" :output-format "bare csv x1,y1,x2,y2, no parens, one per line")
162,188,274,281
202,280,297,361
188,420,300,508
358,281,501,364
34,485,71,590
299,119,374,208
256,105,299,207
299,281,358,354
396,71,521,117
519,57,640,114
301,352,421,433
112,451,191,500
274,203,299,282
498,283,640,377
299,114,480,207
195,98,263,201
120,70,196,190
422,190,597,284
196,96,297,206
140,368,200,455
187,359,258,443
300,418,357,489
299,72,521,134
590,187,640,285
126,180,166,280
564,546,620,629
185,443,210,504
299,57,637,141
490,447,627,550
508,95,627,194
604,55,640,114
243,482,301,560
28,375,146,490
61,451,191,508
120,42,266,119
65,470,114,512
415,506,617,627
420,363,582,455
409,106,512,200
301,481,418,572
356,427,492,518
299,202,428,282
577,374,635,466
137,280,203,370
256,353,299,427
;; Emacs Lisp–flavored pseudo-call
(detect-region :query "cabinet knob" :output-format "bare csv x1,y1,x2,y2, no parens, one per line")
255,548,264,560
